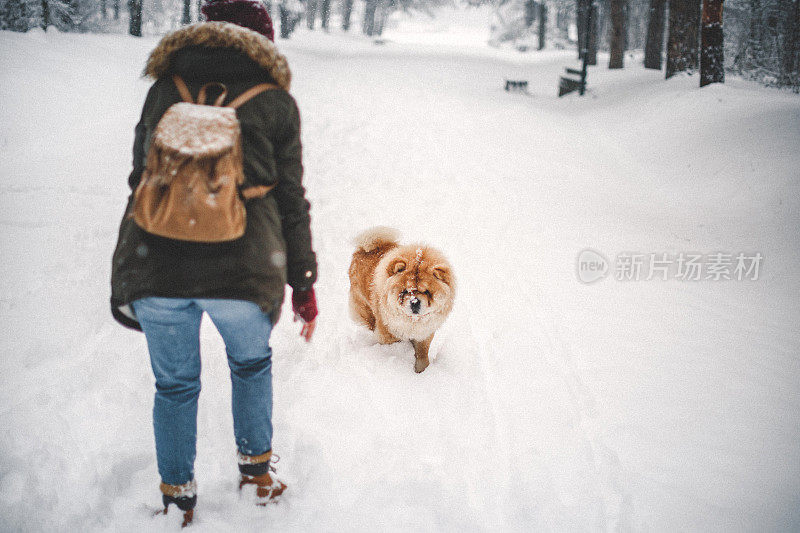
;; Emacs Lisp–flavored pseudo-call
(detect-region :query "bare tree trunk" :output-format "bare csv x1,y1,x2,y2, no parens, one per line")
342,0,354,30
525,0,536,26
363,0,378,36
622,0,629,50
628,0,649,49
666,0,700,78
306,0,317,29
577,0,586,59
577,0,597,63
320,0,331,29
644,0,666,69
182,0,191,24
114,0,120,19
609,0,625,68
576,0,598,64
587,0,598,65
279,3,291,38
41,0,49,29
780,0,800,88
128,0,142,36
538,3,547,50
374,3,388,35
743,0,762,70
700,0,724,85
557,6,569,39
101,0,107,19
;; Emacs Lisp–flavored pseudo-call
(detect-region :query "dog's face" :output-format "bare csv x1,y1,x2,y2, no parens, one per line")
380,246,455,319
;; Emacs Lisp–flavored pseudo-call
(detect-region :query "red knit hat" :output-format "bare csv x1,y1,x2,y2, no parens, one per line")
201,0,275,41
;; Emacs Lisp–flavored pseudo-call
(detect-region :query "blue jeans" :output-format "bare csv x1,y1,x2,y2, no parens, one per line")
132,297,274,486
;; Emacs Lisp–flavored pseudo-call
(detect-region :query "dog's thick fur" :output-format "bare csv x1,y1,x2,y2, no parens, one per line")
348,227,455,373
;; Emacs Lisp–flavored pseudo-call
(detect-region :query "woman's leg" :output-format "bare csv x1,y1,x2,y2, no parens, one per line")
132,297,203,486
198,299,273,457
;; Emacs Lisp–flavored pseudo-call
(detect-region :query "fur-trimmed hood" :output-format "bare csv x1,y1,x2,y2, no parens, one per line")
143,22,291,90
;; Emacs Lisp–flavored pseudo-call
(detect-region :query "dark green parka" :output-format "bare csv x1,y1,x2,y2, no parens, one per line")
111,22,316,330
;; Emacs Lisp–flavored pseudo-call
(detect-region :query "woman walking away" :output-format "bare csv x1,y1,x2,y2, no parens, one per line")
110,0,318,525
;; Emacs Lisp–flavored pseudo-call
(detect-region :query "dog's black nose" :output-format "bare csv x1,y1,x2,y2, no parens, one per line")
410,298,421,314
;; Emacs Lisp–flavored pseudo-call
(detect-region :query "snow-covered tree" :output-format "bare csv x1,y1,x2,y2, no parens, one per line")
718,0,798,89
488,0,563,49
0,0,32,31
0,0,99,31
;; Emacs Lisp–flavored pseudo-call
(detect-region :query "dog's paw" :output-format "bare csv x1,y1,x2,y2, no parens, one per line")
414,358,430,373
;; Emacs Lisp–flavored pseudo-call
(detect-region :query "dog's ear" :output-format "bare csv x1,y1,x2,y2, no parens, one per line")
432,265,451,284
390,260,406,275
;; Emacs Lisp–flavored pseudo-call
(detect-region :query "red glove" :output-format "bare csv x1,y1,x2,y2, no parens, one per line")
292,288,318,324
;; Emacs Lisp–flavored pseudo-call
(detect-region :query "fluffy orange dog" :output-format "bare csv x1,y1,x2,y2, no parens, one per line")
348,227,456,373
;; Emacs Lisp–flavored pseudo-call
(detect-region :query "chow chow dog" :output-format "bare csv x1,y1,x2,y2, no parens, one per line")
348,227,455,373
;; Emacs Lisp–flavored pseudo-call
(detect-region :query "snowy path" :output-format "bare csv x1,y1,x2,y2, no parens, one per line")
2,26,800,532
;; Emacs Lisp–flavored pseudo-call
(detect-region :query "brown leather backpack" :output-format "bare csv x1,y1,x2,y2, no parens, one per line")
133,75,278,242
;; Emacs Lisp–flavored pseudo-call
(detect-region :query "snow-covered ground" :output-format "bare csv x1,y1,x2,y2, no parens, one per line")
1,10,800,532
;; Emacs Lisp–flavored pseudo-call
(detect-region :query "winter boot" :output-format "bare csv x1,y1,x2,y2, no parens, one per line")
238,450,287,505
156,479,197,528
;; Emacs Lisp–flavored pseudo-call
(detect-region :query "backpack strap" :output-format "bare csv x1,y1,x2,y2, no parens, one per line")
235,82,282,200
173,76,278,108
241,183,277,200
227,83,280,109
172,75,194,104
